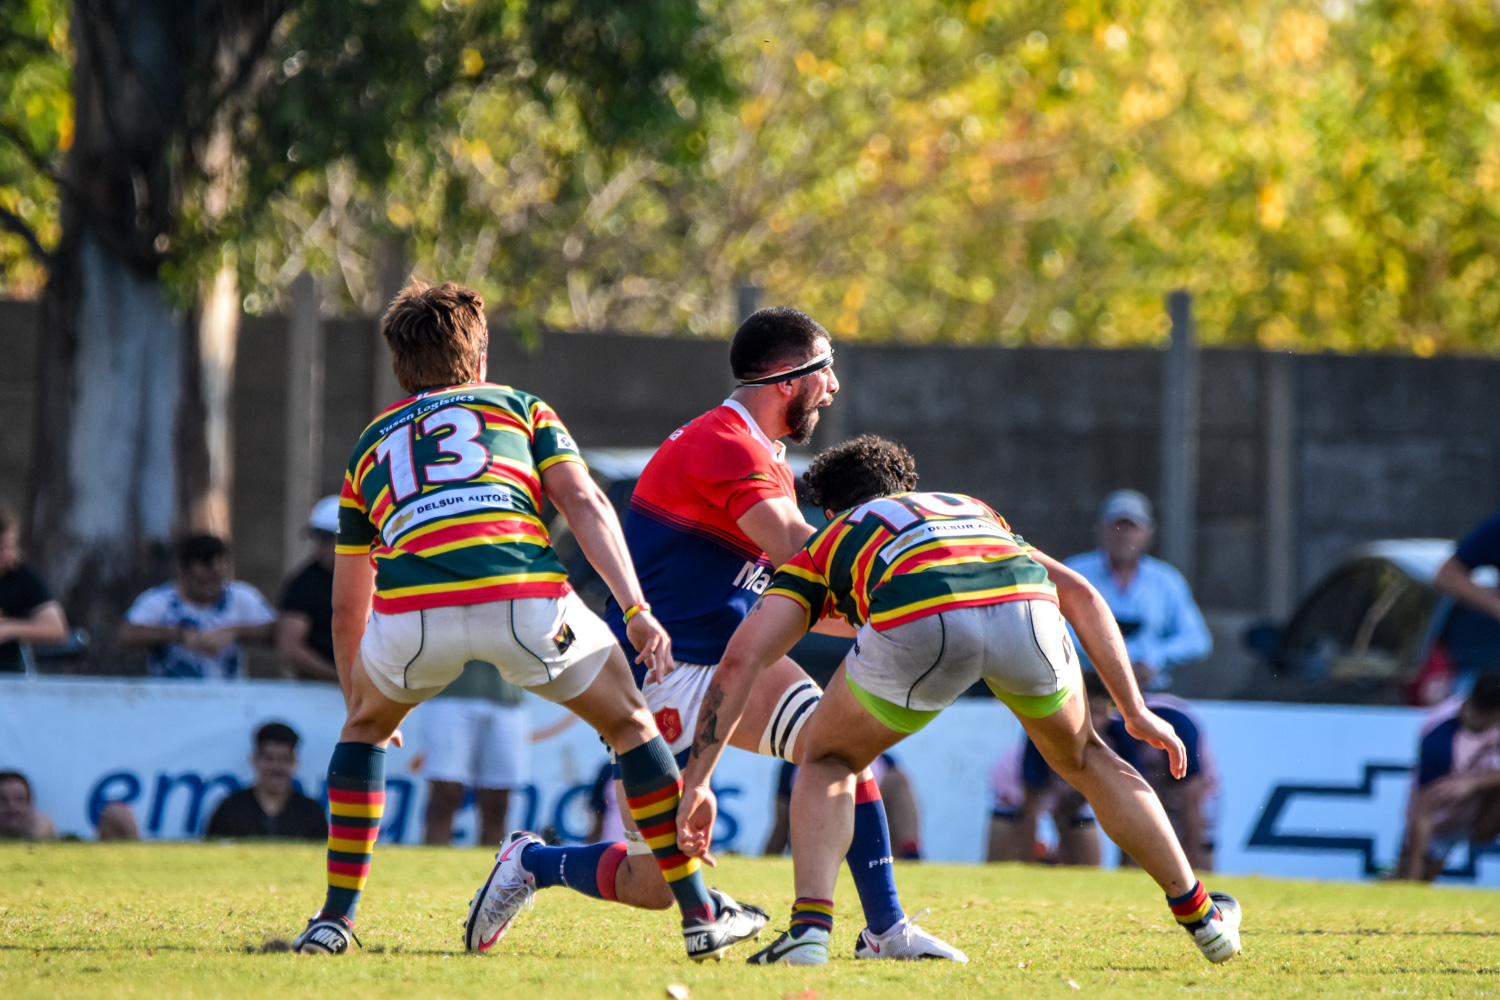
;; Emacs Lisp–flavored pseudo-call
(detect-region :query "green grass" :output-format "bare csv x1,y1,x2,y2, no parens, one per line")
2,843,1499,999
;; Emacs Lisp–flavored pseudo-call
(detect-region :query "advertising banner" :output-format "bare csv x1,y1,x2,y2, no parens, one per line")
2,678,1496,885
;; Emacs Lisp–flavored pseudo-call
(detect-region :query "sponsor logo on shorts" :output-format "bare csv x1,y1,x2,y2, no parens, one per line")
655,707,683,744
553,622,576,654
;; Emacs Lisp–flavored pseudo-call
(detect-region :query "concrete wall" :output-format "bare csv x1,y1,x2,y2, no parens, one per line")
3,300,1498,690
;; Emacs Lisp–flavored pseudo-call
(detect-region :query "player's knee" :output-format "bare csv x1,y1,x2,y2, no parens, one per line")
601,708,657,752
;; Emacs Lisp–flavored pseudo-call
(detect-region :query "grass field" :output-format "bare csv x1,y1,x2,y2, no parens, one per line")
3,843,1499,999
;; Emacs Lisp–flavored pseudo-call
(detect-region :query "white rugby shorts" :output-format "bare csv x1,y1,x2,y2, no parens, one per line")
636,659,821,763
846,599,1080,716
360,593,614,705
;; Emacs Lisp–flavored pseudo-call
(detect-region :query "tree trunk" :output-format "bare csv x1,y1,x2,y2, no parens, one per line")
29,234,181,664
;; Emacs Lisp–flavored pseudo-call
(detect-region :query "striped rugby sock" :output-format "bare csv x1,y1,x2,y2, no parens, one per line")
616,737,713,922
1166,881,1216,932
319,742,386,923
789,897,833,939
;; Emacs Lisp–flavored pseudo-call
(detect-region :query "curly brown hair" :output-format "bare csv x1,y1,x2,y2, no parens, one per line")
382,281,489,394
802,435,919,513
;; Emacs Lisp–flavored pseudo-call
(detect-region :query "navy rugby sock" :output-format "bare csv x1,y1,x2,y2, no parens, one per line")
845,778,904,935
522,841,628,901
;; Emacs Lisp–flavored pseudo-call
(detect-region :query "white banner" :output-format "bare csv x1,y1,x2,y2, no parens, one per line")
1,679,1495,884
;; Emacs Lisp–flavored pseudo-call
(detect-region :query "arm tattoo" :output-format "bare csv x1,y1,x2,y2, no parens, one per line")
692,681,727,760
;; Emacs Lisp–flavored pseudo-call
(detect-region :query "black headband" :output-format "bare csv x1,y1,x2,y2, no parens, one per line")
735,349,834,387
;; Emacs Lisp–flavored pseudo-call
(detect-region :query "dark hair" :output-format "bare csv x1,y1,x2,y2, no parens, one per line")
0,771,32,802
802,435,919,513
382,281,488,394
1471,673,1500,713
176,534,229,569
729,307,829,382
254,722,300,752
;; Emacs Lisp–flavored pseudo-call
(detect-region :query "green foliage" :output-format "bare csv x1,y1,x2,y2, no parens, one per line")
5,843,1500,997
5,0,1500,354
0,0,68,297
271,0,1499,351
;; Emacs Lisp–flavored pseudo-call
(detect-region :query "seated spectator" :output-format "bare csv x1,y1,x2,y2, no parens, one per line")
987,674,1136,865
1397,673,1500,880
0,507,69,673
1114,679,1219,871
764,754,920,858
1064,490,1212,691
276,496,339,682
118,534,275,680
1433,506,1500,692
96,801,141,841
418,661,530,846
0,770,56,839
205,722,327,840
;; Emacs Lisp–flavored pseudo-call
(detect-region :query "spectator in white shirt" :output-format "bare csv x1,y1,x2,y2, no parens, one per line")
118,534,275,680
1064,490,1212,691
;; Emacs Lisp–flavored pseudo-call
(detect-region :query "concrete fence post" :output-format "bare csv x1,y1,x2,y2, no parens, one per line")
1263,351,1297,618
283,273,324,575
1161,290,1199,583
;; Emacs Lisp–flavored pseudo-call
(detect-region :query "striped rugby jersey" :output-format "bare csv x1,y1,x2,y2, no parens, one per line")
767,491,1056,631
335,383,585,614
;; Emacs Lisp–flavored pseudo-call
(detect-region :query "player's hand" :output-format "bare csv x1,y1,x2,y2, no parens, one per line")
190,627,237,654
626,611,675,684
1122,707,1187,778
677,783,718,866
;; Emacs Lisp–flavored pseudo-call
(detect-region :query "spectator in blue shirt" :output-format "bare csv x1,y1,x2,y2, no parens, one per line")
1434,507,1500,691
1064,490,1212,691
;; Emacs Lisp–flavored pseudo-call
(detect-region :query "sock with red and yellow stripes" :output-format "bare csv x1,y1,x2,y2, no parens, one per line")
789,897,834,939
617,736,714,922
319,742,386,924
1166,881,1216,933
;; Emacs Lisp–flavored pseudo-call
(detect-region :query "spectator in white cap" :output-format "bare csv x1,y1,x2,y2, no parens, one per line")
1063,489,1212,690
275,496,340,682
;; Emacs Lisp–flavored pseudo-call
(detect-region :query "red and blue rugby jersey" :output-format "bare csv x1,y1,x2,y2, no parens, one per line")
605,400,795,665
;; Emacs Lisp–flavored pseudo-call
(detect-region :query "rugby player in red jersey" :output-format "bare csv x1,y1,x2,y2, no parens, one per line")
677,436,1243,966
468,308,964,962
291,282,766,962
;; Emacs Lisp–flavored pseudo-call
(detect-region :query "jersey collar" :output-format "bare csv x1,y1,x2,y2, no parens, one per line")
719,398,787,464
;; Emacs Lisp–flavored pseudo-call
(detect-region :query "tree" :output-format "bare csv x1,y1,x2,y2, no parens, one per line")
0,0,726,654
250,0,1500,354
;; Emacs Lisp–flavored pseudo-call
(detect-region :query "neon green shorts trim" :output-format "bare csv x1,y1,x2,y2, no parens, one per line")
986,681,1075,719
846,673,942,734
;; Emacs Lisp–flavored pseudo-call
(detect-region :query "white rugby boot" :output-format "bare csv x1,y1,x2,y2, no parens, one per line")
464,831,541,953
853,909,968,962
1191,892,1243,964
292,914,357,955
746,927,831,966
682,889,769,962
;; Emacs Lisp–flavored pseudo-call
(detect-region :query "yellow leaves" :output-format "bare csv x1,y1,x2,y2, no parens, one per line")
386,203,415,228
835,280,868,335
794,50,820,76
740,96,773,128
864,27,887,51
1270,10,1328,66
1476,147,1500,194
1256,313,1298,349
1411,334,1436,358
461,48,484,78
1341,140,1367,179
1120,84,1174,126
1099,24,1130,51
1258,184,1285,231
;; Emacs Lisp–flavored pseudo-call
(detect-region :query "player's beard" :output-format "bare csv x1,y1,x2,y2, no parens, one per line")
786,383,821,445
